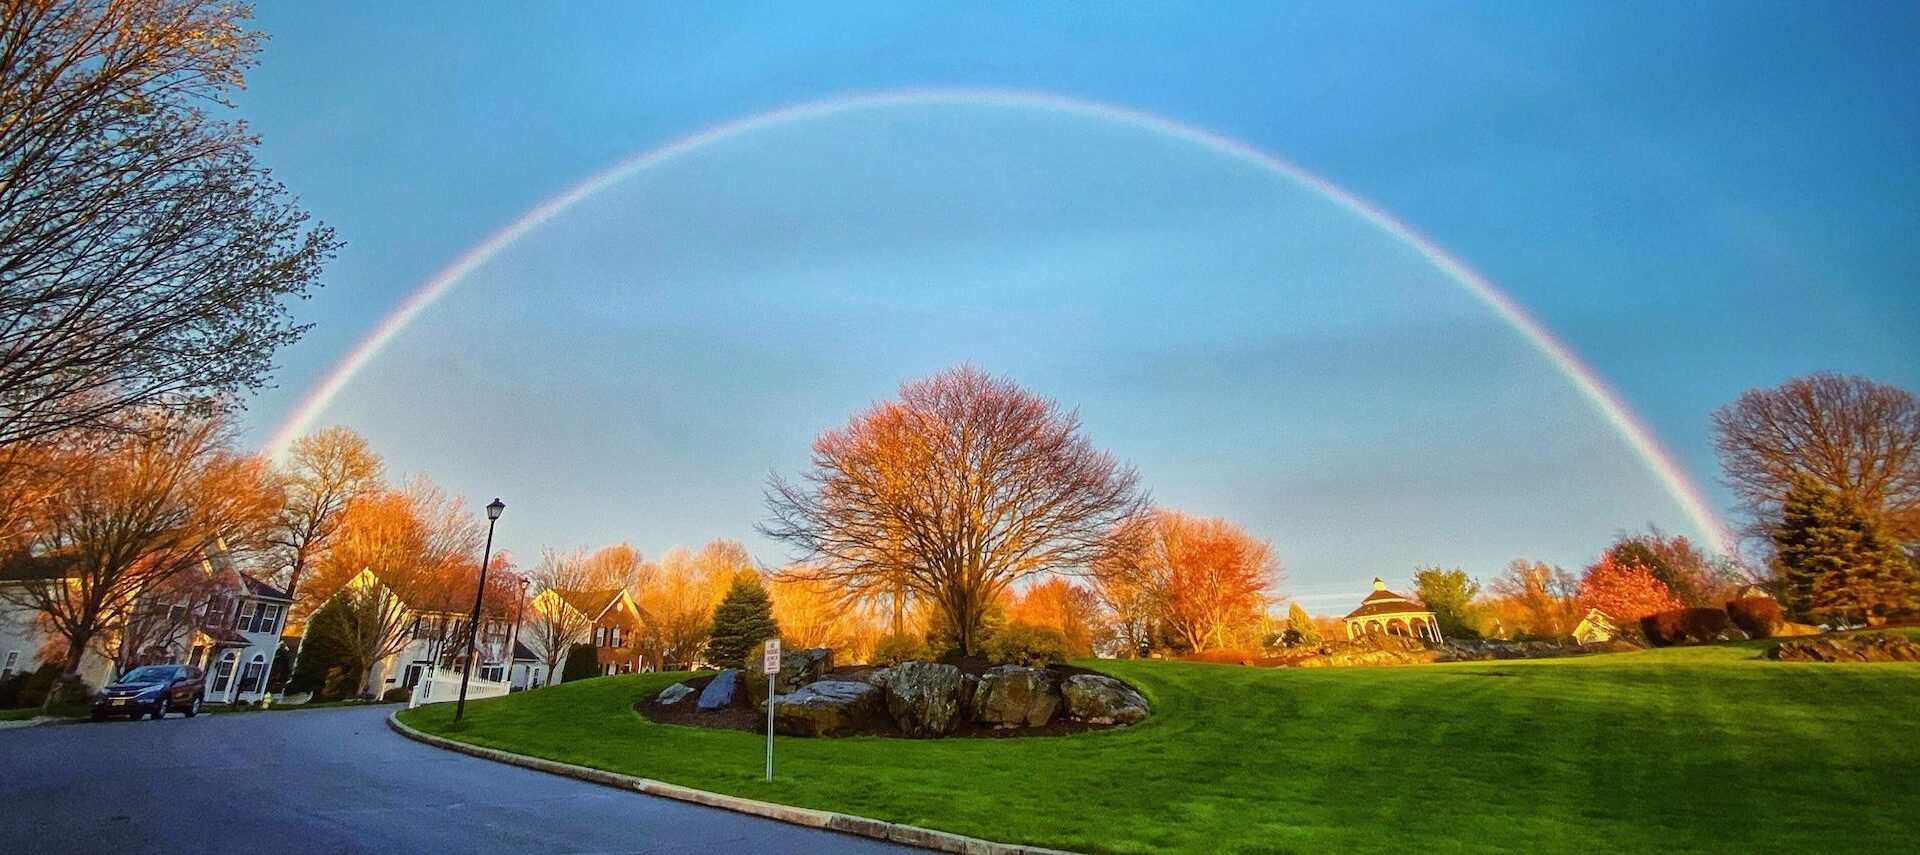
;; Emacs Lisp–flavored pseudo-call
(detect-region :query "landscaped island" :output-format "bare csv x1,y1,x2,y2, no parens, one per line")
398,632,1920,854
643,648,1150,738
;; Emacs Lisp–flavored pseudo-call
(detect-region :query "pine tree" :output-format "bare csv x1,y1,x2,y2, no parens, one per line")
707,570,781,668
1773,476,1919,624
561,643,600,682
1286,601,1322,646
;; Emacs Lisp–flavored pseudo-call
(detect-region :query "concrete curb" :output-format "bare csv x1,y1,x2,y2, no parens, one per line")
386,712,1078,855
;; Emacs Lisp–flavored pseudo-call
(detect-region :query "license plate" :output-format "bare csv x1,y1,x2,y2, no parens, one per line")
111,699,126,705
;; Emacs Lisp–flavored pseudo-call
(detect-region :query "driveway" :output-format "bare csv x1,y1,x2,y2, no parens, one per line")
0,704,917,853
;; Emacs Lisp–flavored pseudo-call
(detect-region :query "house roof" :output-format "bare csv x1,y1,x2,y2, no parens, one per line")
239,573,291,602
513,641,537,661
550,588,623,621
1342,578,1436,621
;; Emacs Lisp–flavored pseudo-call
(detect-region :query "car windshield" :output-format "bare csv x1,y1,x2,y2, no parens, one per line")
119,666,176,684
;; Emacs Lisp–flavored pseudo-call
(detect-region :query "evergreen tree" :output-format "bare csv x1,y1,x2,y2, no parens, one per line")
1286,601,1322,646
1773,476,1919,624
708,570,781,668
561,643,600,683
286,597,357,700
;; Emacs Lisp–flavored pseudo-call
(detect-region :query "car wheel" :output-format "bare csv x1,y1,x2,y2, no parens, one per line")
184,696,200,718
151,700,166,720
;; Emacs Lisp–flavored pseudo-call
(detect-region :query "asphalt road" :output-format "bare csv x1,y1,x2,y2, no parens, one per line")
0,704,916,854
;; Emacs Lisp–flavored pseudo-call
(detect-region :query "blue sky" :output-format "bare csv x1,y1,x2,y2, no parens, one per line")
233,2,1918,610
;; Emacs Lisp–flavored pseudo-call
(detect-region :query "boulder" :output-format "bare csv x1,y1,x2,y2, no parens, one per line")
1060,674,1151,725
771,680,881,737
883,661,966,737
1768,634,1920,663
746,648,834,708
971,665,1058,728
1771,621,1820,638
656,682,696,706
696,669,741,711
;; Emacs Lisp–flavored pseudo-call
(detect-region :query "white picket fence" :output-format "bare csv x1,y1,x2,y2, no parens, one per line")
408,668,509,709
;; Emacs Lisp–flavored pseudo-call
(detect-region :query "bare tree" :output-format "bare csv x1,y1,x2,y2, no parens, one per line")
763,365,1148,654
0,1,339,445
1486,559,1582,639
525,546,623,684
301,479,481,695
632,543,732,670
0,413,278,680
272,426,384,603
1712,373,1920,541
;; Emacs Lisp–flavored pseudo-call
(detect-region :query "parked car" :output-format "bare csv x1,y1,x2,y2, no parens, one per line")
92,665,205,721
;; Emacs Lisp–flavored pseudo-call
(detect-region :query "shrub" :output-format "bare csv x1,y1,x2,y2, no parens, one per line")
869,632,932,667
561,643,600,683
380,687,411,703
1643,607,1736,645
1678,607,1734,642
1640,611,1686,647
982,623,1072,667
1726,597,1784,639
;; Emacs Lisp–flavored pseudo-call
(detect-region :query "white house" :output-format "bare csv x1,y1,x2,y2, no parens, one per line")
326,568,519,697
0,546,289,704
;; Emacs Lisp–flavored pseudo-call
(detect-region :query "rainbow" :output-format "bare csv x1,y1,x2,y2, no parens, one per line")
265,87,1734,554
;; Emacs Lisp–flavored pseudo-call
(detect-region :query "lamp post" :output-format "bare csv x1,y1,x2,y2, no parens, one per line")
507,577,530,690
454,497,505,723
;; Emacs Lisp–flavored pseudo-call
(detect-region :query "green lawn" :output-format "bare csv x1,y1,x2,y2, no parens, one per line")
398,637,1920,854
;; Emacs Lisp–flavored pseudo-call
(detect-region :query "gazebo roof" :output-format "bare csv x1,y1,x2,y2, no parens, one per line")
1342,578,1435,621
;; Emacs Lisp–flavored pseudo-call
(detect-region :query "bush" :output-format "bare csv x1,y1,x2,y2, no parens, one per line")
1726,597,1783,639
380,686,412,703
869,632,931,667
982,623,1072,667
1679,607,1734,642
1642,607,1735,645
0,664,63,708
1640,611,1684,647
561,643,600,683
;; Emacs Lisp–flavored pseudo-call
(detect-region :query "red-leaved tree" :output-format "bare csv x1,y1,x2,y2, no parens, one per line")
1577,555,1683,622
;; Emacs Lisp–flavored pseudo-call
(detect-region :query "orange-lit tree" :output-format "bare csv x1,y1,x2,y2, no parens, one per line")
1007,576,1108,658
763,366,1147,655
1576,554,1682,623
271,426,384,604
1094,510,1277,653
631,541,736,670
1487,559,1582,639
299,479,485,695
0,413,279,680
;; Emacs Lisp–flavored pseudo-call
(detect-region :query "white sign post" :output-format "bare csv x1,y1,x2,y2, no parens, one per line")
762,638,781,782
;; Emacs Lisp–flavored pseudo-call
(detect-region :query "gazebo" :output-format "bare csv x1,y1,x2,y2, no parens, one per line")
1343,578,1442,643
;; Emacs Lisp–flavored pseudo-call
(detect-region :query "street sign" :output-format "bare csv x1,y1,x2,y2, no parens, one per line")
762,638,780,782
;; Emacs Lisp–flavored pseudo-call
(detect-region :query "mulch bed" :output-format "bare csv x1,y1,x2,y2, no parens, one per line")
636,659,1123,739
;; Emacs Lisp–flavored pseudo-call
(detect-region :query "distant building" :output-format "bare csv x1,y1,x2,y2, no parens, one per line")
529,587,644,676
1342,578,1442,643
1571,608,1618,644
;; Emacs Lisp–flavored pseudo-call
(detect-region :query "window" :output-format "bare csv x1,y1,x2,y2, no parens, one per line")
232,601,249,630
211,652,237,693
593,627,605,647
403,661,429,687
480,665,504,682
1,650,17,680
238,654,267,693
250,603,281,634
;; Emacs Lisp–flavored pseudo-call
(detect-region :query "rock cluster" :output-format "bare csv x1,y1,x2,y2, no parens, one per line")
1767,634,1920,663
654,647,1151,738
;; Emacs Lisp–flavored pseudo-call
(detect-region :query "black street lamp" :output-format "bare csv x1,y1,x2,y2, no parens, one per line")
454,497,505,723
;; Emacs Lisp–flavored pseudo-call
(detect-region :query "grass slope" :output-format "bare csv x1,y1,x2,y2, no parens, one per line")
399,639,1920,854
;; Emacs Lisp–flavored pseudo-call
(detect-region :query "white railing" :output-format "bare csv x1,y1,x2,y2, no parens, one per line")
408,668,509,709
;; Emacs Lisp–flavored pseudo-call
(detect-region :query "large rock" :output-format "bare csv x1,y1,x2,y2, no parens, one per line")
1768,634,1920,663
746,648,834,709
656,682,696,706
1060,674,1151,725
883,661,966,737
696,669,740,711
1771,621,1821,638
772,680,881,736
971,665,1058,728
